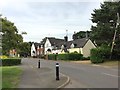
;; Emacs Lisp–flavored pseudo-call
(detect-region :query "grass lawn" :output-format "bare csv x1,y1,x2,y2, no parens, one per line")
1,66,22,88
71,60,119,67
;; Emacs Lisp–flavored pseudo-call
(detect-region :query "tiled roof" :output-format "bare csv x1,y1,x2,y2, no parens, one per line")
34,43,41,49
73,38,89,48
56,38,89,49
48,37,64,46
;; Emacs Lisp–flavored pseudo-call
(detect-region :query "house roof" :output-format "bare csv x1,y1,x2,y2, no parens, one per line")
47,37,64,46
73,38,89,48
56,38,89,49
34,43,41,49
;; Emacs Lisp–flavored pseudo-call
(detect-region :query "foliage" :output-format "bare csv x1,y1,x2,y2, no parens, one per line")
72,31,91,40
90,48,104,63
1,17,30,57
48,53,83,60
19,42,31,57
73,51,78,53
82,56,90,60
1,17,23,55
91,2,120,51
1,58,21,66
0,55,8,59
1,66,22,88
48,54,57,60
90,45,111,63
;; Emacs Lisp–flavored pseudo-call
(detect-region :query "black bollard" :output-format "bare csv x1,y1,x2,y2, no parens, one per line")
38,60,40,68
56,62,59,80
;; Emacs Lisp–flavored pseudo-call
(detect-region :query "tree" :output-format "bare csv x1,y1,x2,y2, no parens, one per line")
91,2,120,47
91,2,120,58
1,17,23,55
72,31,91,40
19,42,31,57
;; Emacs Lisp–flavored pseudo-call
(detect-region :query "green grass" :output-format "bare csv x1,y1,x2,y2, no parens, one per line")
1,66,22,88
98,60,119,67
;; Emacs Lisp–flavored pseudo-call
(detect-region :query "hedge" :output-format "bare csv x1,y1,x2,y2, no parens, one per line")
1,58,22,66
48,54,57,60
48,53,83,60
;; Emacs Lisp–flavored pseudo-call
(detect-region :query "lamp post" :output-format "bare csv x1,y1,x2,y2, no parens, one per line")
110,12,120,59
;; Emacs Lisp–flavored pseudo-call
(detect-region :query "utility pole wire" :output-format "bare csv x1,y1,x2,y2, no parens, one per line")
110,12,120,59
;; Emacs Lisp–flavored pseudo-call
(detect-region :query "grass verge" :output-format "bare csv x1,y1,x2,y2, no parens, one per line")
98,60,119,67
71,60,119,67
1,66,22,88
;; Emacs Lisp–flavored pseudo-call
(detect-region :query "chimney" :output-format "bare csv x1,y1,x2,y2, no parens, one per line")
64,36,68,42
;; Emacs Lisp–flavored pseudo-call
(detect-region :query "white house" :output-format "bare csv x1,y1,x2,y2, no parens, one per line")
31,42,44,57
44,37,64,54
31,43,36,57
31,37,96,58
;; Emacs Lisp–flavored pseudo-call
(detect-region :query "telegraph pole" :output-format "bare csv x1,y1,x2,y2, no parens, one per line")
110,12,120,59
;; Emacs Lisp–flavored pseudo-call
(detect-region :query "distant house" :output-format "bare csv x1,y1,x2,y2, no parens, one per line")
31,36,96,58
44,37,64,54
31,42,43,57
67,38,96,57
51,38,96,57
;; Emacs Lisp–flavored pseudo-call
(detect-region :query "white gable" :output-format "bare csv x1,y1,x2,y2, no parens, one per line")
70,43,74,48
31,43,36,56
44,38,52,54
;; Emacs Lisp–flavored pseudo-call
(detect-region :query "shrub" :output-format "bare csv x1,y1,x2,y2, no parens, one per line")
48,54,57,60
1,58,21,66
90,46,110,63
57,53,83,60
73,51,78,53
0,55,8,59
82,56,90,60
57,54,68,60
111,50,120,60
90,48,104,63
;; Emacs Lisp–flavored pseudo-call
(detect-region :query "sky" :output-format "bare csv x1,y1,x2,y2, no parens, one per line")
0,0,104,42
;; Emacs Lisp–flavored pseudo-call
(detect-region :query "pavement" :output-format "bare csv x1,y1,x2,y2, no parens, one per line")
18,58,70,89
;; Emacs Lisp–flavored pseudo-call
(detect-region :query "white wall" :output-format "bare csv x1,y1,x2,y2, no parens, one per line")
31,43,36,56
44,39,52,54
82,39,96,57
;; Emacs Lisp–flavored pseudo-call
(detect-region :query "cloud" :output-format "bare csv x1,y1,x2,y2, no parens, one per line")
1,0,102,42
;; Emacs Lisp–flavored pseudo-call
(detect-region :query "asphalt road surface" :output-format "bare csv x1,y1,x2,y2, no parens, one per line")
21,58,119,88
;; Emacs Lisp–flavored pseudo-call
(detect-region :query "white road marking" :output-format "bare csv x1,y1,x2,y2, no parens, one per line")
102,73,120,78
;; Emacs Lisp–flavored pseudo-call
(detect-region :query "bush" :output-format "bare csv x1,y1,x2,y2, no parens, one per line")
48,54,57,60
82,56,90,60
111,50,120,60
90,46,110,63
1,58,22,66
48,53,83,61
90,48,104,63
57,54,69,60
0,55,8,59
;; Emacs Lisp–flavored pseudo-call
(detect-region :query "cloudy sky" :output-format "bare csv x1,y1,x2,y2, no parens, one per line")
1,0,103,42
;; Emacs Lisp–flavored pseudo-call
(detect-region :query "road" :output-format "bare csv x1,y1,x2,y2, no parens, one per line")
21,58,119,88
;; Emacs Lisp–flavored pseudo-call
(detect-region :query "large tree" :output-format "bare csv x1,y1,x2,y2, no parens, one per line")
91,2,120,51
72,31,91,40
1,17,23,55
